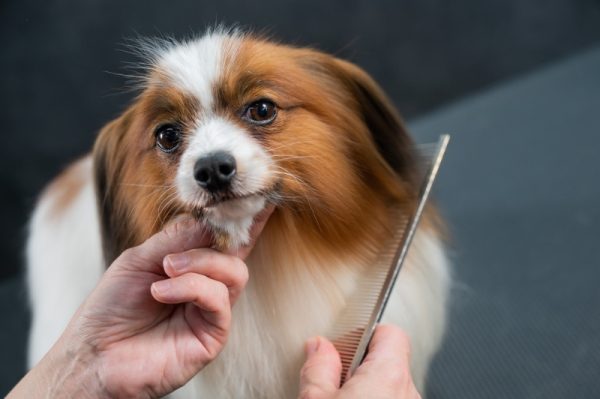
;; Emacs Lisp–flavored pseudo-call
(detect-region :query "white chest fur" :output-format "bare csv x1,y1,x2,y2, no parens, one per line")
176,229,450,398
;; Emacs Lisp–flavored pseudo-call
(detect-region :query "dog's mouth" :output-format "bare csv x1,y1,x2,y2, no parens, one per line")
187,181,281,219
203,180,282,208
203,191,261,208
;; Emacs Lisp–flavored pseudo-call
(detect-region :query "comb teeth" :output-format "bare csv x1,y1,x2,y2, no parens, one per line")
327,135,449,384
328,215,408,383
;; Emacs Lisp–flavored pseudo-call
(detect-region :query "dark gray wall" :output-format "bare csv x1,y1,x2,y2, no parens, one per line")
1,0,599,280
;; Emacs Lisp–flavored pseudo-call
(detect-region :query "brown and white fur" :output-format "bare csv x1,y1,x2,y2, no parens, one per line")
26,29,450,398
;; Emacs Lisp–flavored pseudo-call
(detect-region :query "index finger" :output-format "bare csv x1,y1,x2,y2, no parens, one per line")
123,218,213,271
120,203,275,273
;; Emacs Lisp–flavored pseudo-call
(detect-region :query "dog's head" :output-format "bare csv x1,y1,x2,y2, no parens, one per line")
94,29,417,263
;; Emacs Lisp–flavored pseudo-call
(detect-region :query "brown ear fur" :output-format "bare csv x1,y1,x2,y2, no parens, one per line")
93,109,137,265
329,59,449,236
330,59,419,190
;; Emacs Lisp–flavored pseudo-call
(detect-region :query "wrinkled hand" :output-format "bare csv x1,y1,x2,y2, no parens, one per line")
80,208,272,397
299,325,421,399
10,206,273,399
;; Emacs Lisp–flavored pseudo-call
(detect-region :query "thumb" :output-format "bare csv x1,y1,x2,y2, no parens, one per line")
298,337,342,399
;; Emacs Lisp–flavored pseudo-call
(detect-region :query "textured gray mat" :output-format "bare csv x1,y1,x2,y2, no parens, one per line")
414,44,600,398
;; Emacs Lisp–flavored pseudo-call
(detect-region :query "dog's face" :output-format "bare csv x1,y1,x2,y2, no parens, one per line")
95,31,416,263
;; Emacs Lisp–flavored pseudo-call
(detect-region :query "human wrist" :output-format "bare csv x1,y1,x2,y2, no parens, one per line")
7,332,107,399
31,332,107,399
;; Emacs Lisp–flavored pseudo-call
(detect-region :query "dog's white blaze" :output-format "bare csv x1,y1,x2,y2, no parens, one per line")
160,34,271,247
158,33,229,110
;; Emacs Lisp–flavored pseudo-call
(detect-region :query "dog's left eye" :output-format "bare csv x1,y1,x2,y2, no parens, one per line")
244,100,277,125
155,124,182,153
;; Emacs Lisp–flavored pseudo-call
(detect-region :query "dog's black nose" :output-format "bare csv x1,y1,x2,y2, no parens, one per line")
194,151,237,192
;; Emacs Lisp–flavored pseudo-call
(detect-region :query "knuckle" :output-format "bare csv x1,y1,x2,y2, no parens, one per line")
299,362,312,381
233,257,249,285
118,247,136,262
298,384,333,399
186,274,203,292
298,387,324,399
164,218,193,240
164,222,180,239
379,359,412,389
214,281,230,307
298,361,321,384
200,249,218,265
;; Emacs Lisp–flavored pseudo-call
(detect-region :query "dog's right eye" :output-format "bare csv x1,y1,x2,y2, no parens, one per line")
155,124,182,153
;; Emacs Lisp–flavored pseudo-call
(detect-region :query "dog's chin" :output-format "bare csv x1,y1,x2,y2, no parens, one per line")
201,194,267,250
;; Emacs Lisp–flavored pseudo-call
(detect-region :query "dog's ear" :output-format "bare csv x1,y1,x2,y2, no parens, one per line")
93,109,136,265
329,58,418,188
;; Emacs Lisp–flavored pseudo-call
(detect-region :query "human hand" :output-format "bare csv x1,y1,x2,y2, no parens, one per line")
11,206,273,399
299,325,421,399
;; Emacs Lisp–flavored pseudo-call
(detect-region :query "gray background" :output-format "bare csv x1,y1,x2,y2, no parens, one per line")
413,47,600,398
1,0,599,396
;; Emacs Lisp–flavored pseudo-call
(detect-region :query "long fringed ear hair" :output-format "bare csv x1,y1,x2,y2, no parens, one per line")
330,58,419,191
325,57,449,239
327,57,446,235
93,109,138,265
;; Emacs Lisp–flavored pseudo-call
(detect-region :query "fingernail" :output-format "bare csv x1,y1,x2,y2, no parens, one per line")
152,279,172,296
164,253,189,272
305,337,320,355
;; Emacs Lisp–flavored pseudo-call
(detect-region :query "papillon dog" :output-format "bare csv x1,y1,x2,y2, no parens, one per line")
26,28,450,398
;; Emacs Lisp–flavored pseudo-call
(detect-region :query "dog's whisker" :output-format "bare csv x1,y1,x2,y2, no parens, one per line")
154,186,177,211
152,187,180,231
269,154,321,161
155,197,182,231
119,183,174,188
270,170,309,187
155,190,177,226
265,140,314,152
261,167,322,229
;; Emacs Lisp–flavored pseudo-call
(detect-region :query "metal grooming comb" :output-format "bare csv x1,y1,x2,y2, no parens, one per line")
329,134,450,384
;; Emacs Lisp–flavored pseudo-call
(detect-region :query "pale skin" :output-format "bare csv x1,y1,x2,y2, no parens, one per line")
9,205,421,398
300,326,422,399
